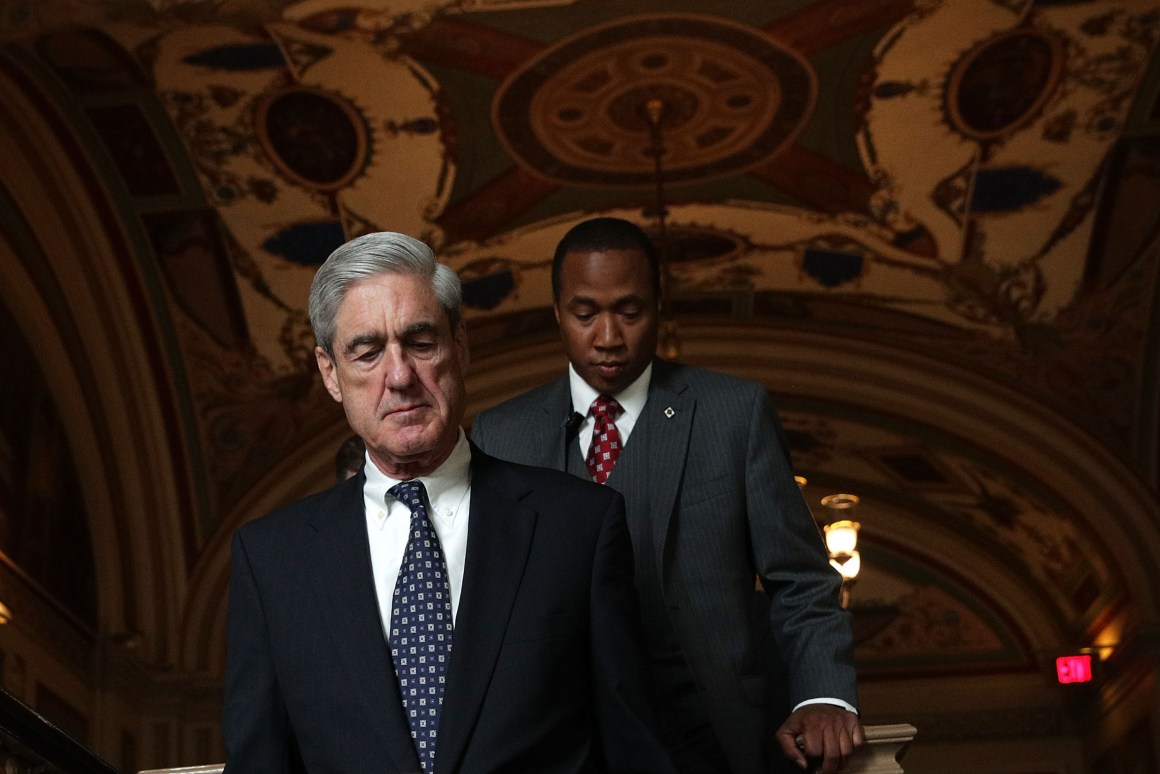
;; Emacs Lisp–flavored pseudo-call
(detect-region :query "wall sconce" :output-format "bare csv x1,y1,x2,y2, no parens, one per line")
821,493,861,608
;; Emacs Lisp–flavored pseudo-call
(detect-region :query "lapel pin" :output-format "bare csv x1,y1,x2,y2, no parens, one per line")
664,406,675,418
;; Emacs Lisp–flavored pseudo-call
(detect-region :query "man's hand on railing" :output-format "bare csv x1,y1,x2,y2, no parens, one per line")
776,703,865,773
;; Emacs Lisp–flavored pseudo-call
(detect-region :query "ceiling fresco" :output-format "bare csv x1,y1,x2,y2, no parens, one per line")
0,0,1159,686
114,0,1158,369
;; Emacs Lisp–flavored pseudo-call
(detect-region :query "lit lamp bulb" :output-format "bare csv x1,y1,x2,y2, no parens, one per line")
824,520,860,581
829,550,861,581
824,519,860,556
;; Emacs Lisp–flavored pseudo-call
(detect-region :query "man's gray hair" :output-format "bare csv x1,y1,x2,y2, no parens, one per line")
308,231,463,357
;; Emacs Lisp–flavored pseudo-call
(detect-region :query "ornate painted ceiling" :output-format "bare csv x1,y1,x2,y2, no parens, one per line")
0,0,1159,724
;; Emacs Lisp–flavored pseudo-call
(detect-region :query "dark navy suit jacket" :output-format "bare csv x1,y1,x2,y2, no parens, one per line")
223,444,673,773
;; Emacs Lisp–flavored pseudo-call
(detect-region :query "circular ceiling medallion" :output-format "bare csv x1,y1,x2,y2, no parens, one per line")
945,27,1064,142
493,14,816,187
256,86,369,191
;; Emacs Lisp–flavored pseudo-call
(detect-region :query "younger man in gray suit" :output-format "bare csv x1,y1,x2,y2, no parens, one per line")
472,217,863,774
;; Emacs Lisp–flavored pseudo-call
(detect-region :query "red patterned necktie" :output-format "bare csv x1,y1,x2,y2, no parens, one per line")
586,395,624,485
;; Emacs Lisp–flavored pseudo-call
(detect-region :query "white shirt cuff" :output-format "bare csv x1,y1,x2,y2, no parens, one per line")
792,697,858,714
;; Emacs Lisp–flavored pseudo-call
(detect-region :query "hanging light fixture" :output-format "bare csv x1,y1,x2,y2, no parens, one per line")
643,97,680,361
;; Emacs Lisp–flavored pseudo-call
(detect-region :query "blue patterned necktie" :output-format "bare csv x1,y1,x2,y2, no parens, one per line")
388,480,453,772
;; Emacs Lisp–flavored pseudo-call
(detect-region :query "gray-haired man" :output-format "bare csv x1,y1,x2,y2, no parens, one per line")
223,231,673,773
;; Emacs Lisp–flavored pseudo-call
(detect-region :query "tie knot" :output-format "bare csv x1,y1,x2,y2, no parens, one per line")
591,395,623,420
389,480,427,510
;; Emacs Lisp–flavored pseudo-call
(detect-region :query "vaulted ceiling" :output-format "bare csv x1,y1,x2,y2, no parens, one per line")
1,0,1158,737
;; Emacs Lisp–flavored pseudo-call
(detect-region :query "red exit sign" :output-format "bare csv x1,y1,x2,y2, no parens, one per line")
1056,654,1093,684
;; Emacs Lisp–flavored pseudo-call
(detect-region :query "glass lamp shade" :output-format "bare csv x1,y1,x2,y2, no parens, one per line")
829,550,861,580
824,519,860,555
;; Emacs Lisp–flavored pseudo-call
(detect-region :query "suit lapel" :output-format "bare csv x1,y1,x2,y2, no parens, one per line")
637,361,695,584
532,375,574,471
435,449,537,772
306,477,419,771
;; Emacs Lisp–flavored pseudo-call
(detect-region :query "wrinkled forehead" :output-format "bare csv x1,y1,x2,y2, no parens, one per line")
336,273,449,332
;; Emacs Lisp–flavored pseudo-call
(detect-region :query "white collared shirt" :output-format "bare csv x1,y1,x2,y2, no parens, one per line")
568,362,653,452
362,429,472,633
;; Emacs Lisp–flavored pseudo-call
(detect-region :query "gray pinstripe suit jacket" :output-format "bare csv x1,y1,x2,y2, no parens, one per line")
471,359,857,773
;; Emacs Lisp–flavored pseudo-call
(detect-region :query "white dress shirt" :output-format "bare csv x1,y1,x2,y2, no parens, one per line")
362,429,472,634
568,362,652,451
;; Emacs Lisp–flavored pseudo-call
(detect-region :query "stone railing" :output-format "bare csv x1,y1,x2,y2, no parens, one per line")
0,688,120,774
139,722,916,774
851,723,917,773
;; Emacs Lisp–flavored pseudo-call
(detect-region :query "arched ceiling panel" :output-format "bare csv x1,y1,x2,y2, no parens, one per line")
0,0,1157,690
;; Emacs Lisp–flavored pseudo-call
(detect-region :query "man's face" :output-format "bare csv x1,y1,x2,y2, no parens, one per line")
554,248,659,396
316,272,468,479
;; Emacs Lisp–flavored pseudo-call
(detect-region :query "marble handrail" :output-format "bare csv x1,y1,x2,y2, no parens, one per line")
138,722,917,774
846,723,918,773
